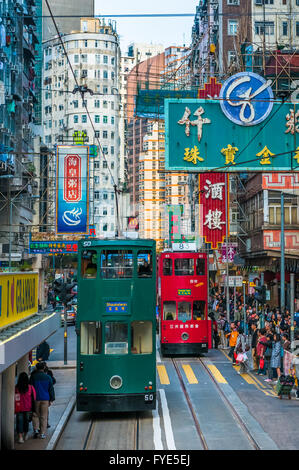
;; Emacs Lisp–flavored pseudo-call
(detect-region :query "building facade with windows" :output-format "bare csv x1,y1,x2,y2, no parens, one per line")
42,17,121,237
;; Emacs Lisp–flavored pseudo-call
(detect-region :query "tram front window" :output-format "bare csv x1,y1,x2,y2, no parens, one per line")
137,250,152,278
174,258,194,276
81,250,97,279
131,321,152,354
163,258,172,276
178,301,191,322
105,322,128,355
101,250,133,279
193,301,205,320
163,301,176,321
80,322,101,354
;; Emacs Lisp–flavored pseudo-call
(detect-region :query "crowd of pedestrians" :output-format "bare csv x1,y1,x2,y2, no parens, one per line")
14,341,55,444
210,287,299,391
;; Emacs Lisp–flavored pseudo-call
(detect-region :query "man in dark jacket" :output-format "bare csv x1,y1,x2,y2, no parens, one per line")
251,322,259,372
36,340,50,362
30,362,55,439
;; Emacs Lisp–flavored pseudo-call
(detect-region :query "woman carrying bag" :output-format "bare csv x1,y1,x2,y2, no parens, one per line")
15,372,36,443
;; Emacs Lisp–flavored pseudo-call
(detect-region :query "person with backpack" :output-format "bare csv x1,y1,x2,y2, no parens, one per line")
30,361,55,439
15,372,36,444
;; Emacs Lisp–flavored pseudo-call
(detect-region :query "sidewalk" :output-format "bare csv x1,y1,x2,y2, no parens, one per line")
14,361,76,451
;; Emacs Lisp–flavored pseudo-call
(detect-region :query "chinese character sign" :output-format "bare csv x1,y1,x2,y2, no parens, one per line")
165,97,299,172
199,173,228,249
56,146,89,234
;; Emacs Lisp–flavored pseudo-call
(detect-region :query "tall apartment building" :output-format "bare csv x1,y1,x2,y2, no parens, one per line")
42,0,95,41
0,0,41,266
42,17,121,238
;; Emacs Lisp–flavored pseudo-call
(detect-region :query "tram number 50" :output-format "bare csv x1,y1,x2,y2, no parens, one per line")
144,394,154,402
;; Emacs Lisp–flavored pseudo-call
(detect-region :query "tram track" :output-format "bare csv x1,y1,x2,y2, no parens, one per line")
171,356,262,450
197,357,261,451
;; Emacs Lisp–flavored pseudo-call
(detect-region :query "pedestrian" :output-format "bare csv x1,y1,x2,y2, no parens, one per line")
36,340,50,362
15,372,36,444
218,314,228,349
250,322,259,372
43,362,56,428
282,332,291,352
30,361,55,439
256,328,267,376
270,333,282,384
226,322,239,364
235,328,249,374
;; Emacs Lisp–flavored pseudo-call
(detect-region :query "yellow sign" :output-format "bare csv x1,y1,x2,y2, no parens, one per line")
0,272,38,330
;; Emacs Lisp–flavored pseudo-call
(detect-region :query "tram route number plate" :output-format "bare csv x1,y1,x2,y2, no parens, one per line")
144,393,154,403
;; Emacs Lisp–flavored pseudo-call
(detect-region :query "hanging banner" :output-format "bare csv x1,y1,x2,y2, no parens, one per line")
56,145,89,235
199,173,229,249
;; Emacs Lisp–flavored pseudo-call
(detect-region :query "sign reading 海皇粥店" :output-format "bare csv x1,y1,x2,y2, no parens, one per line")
165,72,299,172
56,145,89,234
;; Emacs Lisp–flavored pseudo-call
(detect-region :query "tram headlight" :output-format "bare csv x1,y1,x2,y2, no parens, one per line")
110,375,123,390
181,332,189,341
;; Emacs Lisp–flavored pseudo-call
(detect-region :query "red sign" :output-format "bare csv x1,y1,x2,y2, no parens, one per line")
64,154,81,202
199,173,229,249
198,77,222,99
128,216,139,231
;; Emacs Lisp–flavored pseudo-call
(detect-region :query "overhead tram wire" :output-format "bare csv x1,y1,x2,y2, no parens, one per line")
44,0,123,235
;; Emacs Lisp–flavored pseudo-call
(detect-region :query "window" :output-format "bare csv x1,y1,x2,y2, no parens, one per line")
74,54,79,63
74,115,78,123
94,191,100,200
228,50,237,65
193,301,206,321
255,21,274,35
163,301,176,321
80,322,101,354
103,130,108,138
296,21,299,36
196,258,205,276
131,321,152,354
178,301,192,322
95,54,101,64
282,21,288,36
103,115,108,124
94,100,100,108
81,54,87,63
227,0,239,4
95,115,100,123
137,250,152,277
163,258,172,276
105,322,128,355
82,115,87,123
174,258,194,276
81,250,97,278
101,250,133,278
103,55,108,64
73,100,78,108
228,19,238,36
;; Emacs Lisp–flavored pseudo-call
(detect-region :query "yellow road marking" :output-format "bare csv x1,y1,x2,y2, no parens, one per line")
157,364,170,385
182,364,198,384
207,364,227,384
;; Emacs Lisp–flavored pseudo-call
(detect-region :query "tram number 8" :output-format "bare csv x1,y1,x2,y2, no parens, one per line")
144,394,154,402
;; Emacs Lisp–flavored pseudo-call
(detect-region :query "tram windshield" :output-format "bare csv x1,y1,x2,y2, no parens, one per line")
81,250,97,278
137,250,152,278
105,322,128,354
101,250,133,278
193,301,206,320
131,321,152,354
163,301,176,321
174,258,194,276
163,258,172,276
178,301,192,322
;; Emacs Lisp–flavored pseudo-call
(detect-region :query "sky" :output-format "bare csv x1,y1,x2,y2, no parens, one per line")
94,0,199,54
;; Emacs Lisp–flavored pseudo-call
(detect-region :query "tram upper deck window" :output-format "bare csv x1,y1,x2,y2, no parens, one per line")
81,250,97,279
196,259,205,276
178,301,192,322
101,250,133,279
163,301,176,321
174,258,194,276
105,322,128,355
131,321,152,354
163,258,172,276
80,322,101,354
193,301,205,321
137,250,152,278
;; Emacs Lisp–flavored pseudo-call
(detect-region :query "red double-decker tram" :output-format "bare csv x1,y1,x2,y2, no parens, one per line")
158,251,212,355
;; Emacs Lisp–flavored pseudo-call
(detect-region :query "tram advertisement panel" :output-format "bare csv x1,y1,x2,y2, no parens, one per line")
0,272,38,330
56,145,89,235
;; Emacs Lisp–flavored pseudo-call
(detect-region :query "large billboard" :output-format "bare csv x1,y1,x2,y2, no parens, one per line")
56,145,89,235
0,272,38,330
165,73,299,172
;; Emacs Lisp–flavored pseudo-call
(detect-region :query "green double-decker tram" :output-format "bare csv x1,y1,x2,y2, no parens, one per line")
76,239,156,412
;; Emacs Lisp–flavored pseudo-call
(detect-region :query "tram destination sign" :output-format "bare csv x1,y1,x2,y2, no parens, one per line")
165,99,299,172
